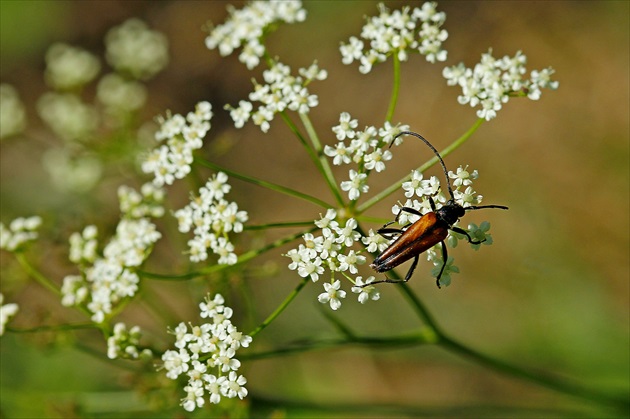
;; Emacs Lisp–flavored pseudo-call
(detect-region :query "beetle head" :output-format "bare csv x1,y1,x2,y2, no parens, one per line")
437,200,465,226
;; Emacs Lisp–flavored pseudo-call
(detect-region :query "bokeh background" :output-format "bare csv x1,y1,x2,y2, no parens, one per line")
1,1,628,417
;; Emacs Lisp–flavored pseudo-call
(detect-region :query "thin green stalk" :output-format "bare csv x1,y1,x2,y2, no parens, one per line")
385,54,401,123
141,227,316,281
299,113,345,205
249,277,309,337
440,334,629,413
15,253,60,296
357,117,485,213
195,157,332,209
279,111,325,181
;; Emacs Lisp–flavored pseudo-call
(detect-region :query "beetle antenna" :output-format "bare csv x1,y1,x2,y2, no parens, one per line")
390,131,455,200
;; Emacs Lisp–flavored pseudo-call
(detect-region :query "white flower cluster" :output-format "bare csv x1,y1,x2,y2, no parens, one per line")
142,101,213,186
44,43,101,90
174,172,248,264
42,148,103,193
325,112,409,201
285,209,381,310
161,294,252,412
118,182,165,219
443,49,559,121
226,61,326,133
0,216,42,252
61,189,163,322
105,18,169,81
107,322,152,360
340,2,448,74
61,218,161,322
0,84,27,139
389,166,495,287
0,293,19,336
37,93,99,143
205,0,306,69
97,73,147,115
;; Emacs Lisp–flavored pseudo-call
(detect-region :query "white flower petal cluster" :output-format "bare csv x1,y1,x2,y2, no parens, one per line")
0,84,27,139
325,112,408,201
61,190,162,322
387,166,495,287
174,172,248,264
142,101,213,186
61,218,161,322
105,18,169,81
205,0,306,69
286,209,382,309
0,216,42,252
0,293,19,336
107,322,152,360
37,93,99,143
118,182,165,219
161,294,252,412
340,2,447,74
44,43,101,90
97,73,148,114
226,61,326,132
443,49,559,121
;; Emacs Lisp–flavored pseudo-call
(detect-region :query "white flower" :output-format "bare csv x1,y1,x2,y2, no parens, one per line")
0,293,19,336
37,93,98,142
0,84,27,139
351,276,381,304
161,294,252,411
0,216,42,251
443,49,558,120
340,2,448,73
332,112,358,141
402,170,425,198
318,280,346,310
341,170,368,201
105,18,169,80
142,102,212,186
174,172,247,264
44,43,100,90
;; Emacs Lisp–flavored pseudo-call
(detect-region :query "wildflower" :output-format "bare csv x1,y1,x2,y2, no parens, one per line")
351,276,381,304
340,2,448,74
69,225,98,265
96,73,148,115
0,293,19,336
340,169,368,201
443,49,559,121
42,148,103,192
0,84,27,139
37,93,98,142
225,61,326,132
174,172,247,264
0,216,42,252
142,101,213,186
205,0,306,69
118,183,165,219
105,18,169,80
161,294,252,412
107,322,151,359
44,43,101,90
318,280,346,310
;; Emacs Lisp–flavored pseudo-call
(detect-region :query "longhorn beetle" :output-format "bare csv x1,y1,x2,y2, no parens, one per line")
369,131,508,288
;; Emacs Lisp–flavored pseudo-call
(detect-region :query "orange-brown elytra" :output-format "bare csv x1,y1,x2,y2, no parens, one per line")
368,131,508,288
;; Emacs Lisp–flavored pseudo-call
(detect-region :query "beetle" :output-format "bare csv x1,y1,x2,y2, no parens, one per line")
369,131,508,288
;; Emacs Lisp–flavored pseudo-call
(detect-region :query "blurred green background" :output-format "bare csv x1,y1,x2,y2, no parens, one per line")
1,0,628,417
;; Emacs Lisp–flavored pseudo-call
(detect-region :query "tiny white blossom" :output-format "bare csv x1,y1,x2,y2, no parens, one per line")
0,293,19,336
341,170,368,201
351,276,381,304
318,280,346,310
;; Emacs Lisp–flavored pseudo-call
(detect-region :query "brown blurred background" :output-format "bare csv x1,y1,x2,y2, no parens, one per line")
1,1,628,417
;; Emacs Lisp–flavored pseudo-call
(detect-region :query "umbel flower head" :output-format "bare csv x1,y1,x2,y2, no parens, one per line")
161,294,252,412
443,49,559,121
340,2,448,73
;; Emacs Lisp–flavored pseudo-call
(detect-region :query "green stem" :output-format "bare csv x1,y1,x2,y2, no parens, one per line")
15,253,60,296
299,113,345,205
439,334,629,413
195,157,332,209
385,54,401,123
279,111,324,181
357,117,485,213
249,277,309,337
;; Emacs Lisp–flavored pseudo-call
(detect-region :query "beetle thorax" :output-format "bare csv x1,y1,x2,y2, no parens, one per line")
436,200,465,226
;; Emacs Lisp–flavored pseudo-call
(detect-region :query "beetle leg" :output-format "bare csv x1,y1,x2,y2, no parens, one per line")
435,240,448,288
395,206,423,224
377,227,405,240
405,254,419,281
451,226,485,245
360,255,419,287
428,196,437,212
